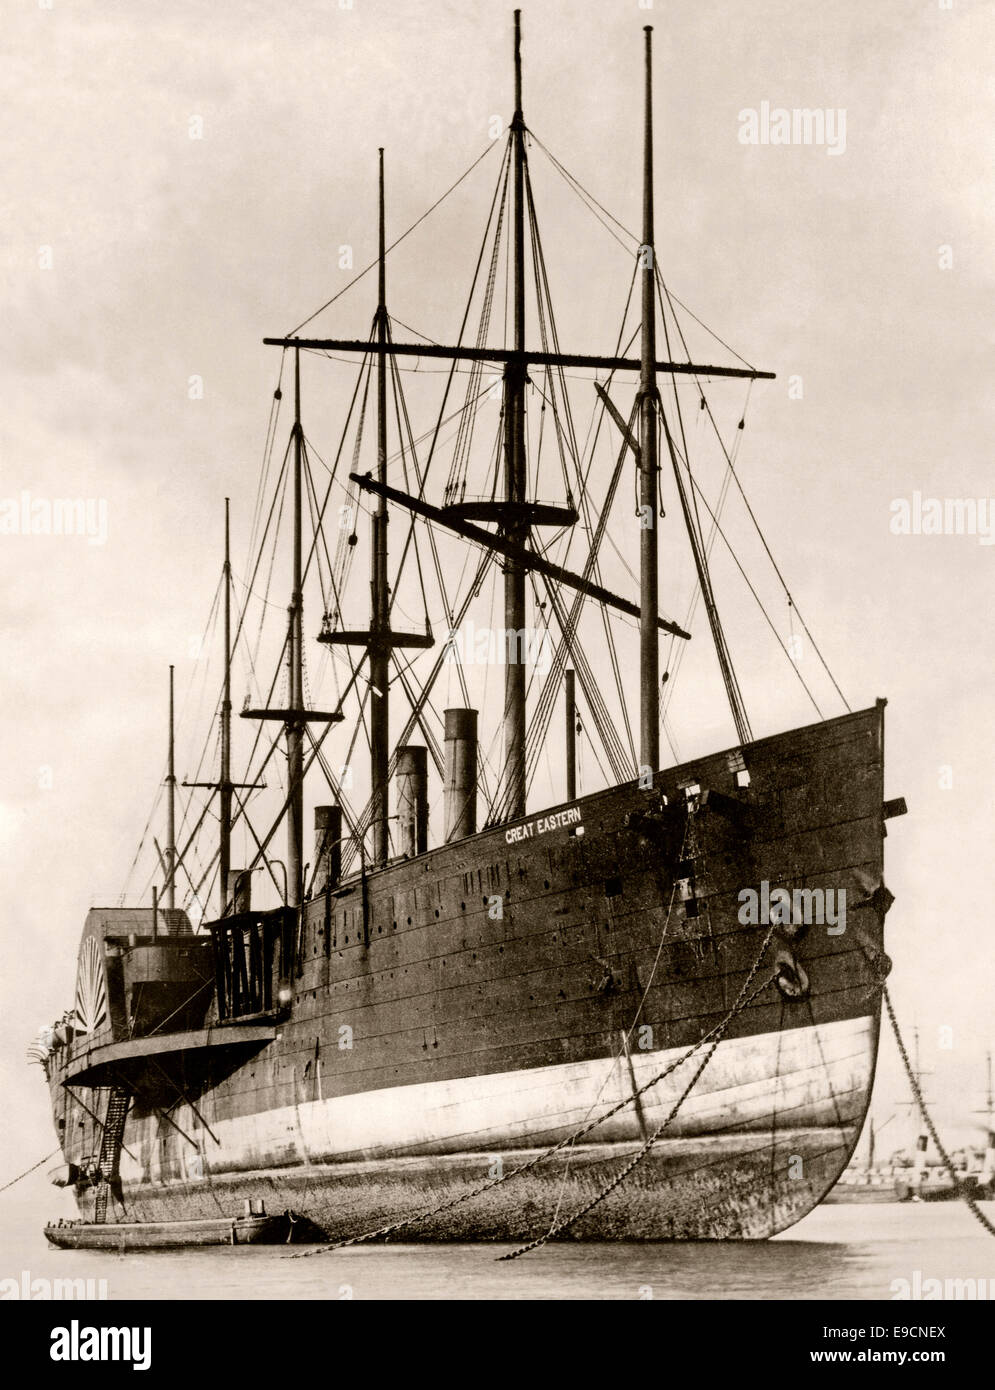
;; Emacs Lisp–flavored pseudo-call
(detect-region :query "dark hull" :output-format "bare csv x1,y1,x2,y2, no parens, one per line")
48,705,892,1241
87,1129,863,1242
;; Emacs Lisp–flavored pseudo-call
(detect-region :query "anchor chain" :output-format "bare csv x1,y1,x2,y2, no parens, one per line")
499,926,779,1259
290,921,778,1259
851,923,995,1240
883,985,995,1240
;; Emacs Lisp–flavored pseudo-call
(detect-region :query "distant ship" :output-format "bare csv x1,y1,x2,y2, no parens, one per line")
31,13,904,1243
828,1047,995,1204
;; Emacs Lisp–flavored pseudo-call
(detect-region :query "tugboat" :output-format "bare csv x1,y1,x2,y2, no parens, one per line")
31,13,904,1244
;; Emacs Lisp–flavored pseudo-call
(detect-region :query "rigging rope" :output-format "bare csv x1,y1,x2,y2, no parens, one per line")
670,447,826,719
0,1150,61,1193
290,916,778,1257
487,164,644,820
656,269,850,715
288,142,499,336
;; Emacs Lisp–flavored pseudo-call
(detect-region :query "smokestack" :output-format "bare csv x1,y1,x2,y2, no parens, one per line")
396,746,428,858
228,870,251,915
912,1133,928,1188
444,708,477,842
313,805,343,893
982,1132,995,1185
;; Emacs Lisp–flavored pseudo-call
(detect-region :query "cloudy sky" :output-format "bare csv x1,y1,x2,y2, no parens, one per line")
2,0,993,1196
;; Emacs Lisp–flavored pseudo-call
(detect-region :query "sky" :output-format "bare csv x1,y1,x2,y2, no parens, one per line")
2,0,993,1198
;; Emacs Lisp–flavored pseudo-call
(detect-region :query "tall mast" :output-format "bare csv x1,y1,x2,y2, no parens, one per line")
502,8,528,819
165,664,176,911
219,498,232,913
270,24,773,821
565,668,577,802
315,152,431,856
371,148,390,866
638,25,660,776
288,349,305,906
186,501,267,917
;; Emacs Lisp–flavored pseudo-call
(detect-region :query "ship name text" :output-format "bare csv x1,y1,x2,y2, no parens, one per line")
505,806,583,844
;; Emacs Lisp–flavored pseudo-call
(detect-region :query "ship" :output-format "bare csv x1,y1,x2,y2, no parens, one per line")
31,13,906,1244
827,1045,995,1204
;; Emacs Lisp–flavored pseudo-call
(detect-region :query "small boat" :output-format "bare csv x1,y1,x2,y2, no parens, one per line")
44,1207,295,1251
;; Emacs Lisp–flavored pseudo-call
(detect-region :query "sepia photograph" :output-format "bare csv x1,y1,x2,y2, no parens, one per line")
2,0,992,1359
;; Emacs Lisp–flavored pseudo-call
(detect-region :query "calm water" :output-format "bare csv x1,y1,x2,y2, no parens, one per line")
4,1175,995,1300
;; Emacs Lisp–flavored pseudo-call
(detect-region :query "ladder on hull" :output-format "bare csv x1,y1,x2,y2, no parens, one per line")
93,1085,130,1223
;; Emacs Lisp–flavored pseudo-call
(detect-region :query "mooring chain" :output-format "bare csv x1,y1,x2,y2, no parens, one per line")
289,923,779,1259
499,928,779,1260
850,928,995,1241
882,985,995,1240
287,1021,729,1258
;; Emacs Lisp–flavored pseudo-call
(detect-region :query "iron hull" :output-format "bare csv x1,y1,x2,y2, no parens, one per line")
48,704,891,1241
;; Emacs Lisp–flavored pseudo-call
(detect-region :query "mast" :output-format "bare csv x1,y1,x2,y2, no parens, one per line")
973,1049,994,1137
565,668,577,802
638,25,660,776
502,8,529,821
315,152,432,857
270,26,774,829
187,501,269,918
371,147,390,866
219,498,232,913
984,1051,995,1185
242,354,345,897
288,349,305,906
166,664,176,911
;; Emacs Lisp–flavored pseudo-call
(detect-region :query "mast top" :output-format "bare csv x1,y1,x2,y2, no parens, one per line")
513,10,523,121
378,147,386,313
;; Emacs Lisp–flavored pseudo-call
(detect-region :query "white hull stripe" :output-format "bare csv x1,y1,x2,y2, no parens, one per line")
121,1014,874,1183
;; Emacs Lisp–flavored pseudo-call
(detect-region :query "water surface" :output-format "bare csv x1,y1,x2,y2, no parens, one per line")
4,1178,993,1300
